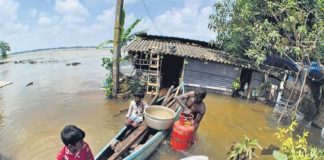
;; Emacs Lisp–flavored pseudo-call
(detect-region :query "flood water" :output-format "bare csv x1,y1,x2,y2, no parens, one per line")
0,48,322,160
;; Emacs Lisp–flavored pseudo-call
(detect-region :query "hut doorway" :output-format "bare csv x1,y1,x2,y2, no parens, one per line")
160,55,184,88
240,68,253,95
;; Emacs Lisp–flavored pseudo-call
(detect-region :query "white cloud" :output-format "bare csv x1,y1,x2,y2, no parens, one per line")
0,0,29,38
0,0,19,22
54,0,89,17
37,16,53,26
96,7,115,24
141,0,214,41
6,6,118,52
2,0,215,52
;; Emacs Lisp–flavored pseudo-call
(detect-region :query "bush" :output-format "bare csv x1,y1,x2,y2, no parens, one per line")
232,77,241,91
273,121,324,160
227,135,261,160
102,75,113,98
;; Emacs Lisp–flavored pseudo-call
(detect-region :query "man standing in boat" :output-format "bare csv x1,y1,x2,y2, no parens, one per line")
175,87,207,142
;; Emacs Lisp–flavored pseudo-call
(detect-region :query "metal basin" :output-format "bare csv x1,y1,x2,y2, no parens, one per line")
144,105,176,130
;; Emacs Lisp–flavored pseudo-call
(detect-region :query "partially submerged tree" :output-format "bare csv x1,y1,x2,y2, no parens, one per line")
209,0,324,121
98,9,143,98
0,41,10,58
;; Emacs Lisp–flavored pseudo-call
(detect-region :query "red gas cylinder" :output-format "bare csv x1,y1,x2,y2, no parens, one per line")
170,113,195,151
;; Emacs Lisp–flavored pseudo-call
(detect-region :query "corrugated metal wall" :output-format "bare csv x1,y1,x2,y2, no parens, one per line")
183,58,240,92
250,72,264,91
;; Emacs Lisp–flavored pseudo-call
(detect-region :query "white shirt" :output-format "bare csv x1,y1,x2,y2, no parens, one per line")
126,101,149,118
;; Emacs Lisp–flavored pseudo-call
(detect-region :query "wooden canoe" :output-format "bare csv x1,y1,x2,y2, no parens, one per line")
95,106,181,160
95,84,184,160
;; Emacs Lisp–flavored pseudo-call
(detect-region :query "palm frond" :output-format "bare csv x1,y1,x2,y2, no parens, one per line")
96,40,114,49
122,19,142,42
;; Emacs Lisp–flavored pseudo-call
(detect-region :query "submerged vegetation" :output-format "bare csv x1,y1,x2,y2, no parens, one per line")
101,57,146,98
227,135,261,160
227,121,324,160
273,121,324,160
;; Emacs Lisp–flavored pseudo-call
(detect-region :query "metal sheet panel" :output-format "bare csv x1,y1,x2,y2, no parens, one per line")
184,59,240,91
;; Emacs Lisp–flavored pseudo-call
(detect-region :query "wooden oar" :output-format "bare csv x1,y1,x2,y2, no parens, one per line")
112,108,128,117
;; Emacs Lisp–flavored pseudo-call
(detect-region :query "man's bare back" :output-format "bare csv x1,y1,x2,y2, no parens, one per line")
175,88,207,131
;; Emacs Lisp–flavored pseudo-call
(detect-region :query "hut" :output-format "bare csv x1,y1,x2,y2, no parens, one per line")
126,33,290,105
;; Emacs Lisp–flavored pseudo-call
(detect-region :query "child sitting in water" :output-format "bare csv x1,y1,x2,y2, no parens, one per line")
56,125,94,160
125,89,149,127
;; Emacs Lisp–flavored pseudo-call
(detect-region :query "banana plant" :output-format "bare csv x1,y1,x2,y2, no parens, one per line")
99,9,143,98
97,9,143,50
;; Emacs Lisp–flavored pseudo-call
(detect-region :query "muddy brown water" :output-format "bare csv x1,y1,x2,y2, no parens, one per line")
0,48,322,160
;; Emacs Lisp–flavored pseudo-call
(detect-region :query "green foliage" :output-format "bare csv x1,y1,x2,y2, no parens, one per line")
119,80,129,93
232,77,241,91
102,57,113,71
227,135,262,160
127,73,148,94
101,57,114,98
97,9,142,49
102,75,113,98
273,150,288,160
209,0,324,64
0,41,10,59
273,120,324,160
129,78,141,94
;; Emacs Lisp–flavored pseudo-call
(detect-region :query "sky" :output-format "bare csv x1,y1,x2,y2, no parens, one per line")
0,0,216,52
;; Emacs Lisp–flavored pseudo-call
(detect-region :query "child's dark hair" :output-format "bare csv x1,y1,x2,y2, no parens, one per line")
133,89,145,98
61,125,85,146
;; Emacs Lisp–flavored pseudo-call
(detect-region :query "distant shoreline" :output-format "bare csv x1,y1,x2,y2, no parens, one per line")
11,46,112,55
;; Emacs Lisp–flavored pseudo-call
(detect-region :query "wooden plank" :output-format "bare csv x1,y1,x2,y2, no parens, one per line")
162,94,175,106
108,125,149,160
166,99,176,108
162,85,174,105
129,128,149,149
150,93,159,106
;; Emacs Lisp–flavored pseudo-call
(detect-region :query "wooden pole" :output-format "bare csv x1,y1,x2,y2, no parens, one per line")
112,0,124,97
